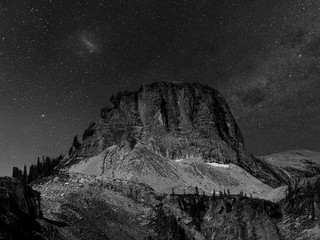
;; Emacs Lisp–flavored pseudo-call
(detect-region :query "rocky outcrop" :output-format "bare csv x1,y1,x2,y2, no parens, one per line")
277,176,320,240
153,181,320,240
30,170,320,240
0,177,42,239
0,177,41,217
63,82,283,187
77,82,245,162
151,193,282,240
0,177,69,240
33,173,158,240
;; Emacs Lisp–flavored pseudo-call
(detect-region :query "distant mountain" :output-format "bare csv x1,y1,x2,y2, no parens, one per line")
259,150,320,182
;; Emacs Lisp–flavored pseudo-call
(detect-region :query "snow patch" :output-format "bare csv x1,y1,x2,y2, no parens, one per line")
175,159,184,162
206,162,230,168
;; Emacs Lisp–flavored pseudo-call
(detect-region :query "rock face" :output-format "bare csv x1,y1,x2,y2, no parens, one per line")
64,82,282,187
157,194,281,240
277,176,320,240
82,82,244,162
32,170,320,240
33,173,159,240
0,177,69,240
0,177,41,239
153,180,320,240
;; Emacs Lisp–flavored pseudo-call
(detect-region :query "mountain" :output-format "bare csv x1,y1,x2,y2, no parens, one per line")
61,82,283,193
7,82,320,239
259,150,320,182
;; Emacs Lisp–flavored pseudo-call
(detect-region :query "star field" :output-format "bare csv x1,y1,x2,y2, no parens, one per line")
1,0,320,176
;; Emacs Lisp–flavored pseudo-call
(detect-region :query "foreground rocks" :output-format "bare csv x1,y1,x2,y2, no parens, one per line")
33,173,158,239
0,177,42,239
2,172,319,239
0,177,66,240
29,172,320,240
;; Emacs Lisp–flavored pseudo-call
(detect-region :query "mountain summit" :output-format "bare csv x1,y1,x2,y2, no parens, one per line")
61,82,282,192
77,82,244,162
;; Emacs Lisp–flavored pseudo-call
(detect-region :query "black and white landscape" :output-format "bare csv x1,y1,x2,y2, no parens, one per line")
1,1,320,239
2,82,320,239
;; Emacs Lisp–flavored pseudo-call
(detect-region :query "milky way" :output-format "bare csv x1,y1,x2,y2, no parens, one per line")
1,0,320,176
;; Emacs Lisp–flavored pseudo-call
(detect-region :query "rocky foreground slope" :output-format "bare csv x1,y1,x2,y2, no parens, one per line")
0,177,65,240
31,170,320,240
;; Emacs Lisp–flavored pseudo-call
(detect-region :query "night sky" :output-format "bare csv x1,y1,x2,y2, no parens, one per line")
1,0,320,176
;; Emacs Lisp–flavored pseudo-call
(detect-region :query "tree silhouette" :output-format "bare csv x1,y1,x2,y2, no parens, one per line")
72,135,81,149
13,155,63,183
195,186,199,195
23,165,28,183
171,188,175,196
12,167,23,180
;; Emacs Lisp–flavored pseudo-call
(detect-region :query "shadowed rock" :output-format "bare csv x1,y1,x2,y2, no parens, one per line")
0,177,41,239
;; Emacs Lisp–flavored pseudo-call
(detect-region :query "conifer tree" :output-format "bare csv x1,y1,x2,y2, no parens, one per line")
12,167,23,180
37,157,42,178
171,188,175,196
195,186,199,195
23,165,28,183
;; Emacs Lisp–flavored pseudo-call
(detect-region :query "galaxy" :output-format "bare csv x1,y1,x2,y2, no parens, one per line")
67,31,102,57
1,0,320,176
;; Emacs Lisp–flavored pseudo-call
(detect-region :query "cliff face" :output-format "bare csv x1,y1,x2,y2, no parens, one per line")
65,82,283,187
81,82,244,162
153,179,320,240
278,176,320,240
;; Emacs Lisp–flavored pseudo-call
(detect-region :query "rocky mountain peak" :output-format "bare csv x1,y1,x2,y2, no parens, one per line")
63,82,283,188
89,82,244,162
